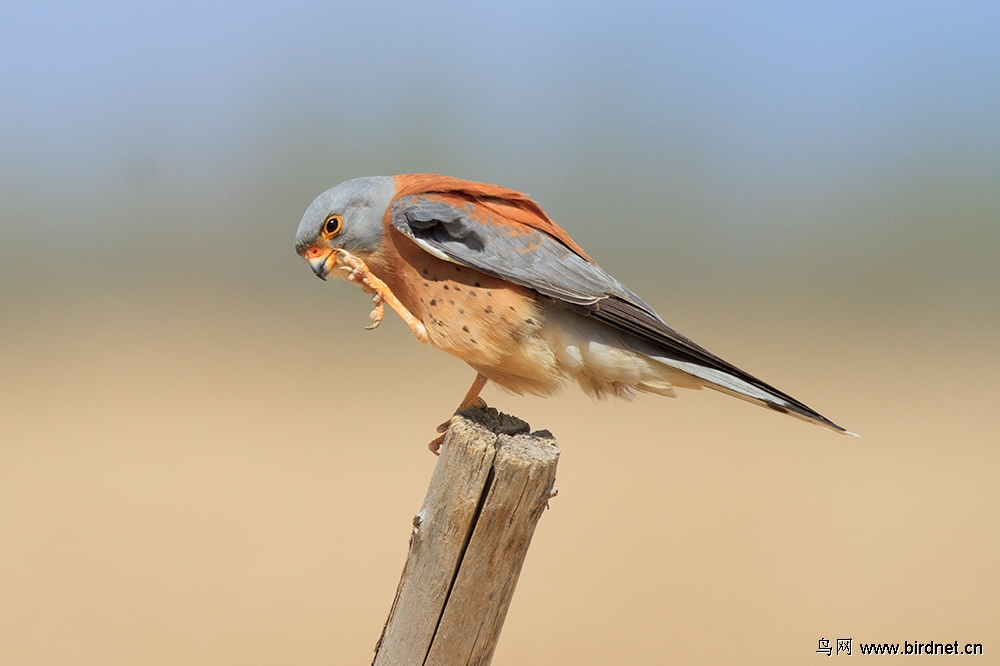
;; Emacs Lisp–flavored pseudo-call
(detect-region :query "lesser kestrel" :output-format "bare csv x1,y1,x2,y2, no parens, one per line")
295,174,851,449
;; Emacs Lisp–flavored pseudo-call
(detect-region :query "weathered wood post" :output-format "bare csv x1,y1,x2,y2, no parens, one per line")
372,405,560,666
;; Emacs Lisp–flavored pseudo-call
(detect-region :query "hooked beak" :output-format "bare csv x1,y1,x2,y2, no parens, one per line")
304,247,335,280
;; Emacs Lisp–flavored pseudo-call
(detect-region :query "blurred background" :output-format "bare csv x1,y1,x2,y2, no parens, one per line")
2,1,998,663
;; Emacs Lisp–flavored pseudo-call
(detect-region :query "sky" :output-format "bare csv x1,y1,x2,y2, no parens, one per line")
1,1,997,297
3,2,996,192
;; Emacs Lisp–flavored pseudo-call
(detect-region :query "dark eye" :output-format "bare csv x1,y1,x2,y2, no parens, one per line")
323,214,343,238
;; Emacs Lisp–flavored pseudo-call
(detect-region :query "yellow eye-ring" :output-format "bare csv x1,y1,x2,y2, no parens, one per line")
322,214,343,238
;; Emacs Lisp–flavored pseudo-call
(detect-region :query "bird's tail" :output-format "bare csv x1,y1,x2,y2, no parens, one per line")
645,353,857,436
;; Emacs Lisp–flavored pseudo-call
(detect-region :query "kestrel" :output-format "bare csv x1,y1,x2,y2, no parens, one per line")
295,174,852,449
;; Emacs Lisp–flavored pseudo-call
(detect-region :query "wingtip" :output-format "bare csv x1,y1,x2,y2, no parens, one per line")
825,420,860,438
808,413,859,438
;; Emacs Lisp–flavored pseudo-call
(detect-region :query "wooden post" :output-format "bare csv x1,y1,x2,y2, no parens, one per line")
372,406,560,666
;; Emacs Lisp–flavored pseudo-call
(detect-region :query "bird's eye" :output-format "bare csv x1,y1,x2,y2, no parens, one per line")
322,214,343,238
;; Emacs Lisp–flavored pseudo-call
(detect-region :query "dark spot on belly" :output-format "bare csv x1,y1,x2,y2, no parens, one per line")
526,318,535,325
474,282,481,287
423,281,429,287
448,300,455,305
455,266,461,272
430,299,437,306
458,308,464,314
453,286,461,291
419,297,425,303
486,291,493,297
469,291,477,297
509,306,516,311
470,338,477,344
422,269,429,275
462,325,469,332
484,306,493,313
442,285,449,290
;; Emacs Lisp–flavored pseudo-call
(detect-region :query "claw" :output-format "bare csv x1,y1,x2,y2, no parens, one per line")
329,249,429,344
365,307,384,330
430,391,488,453
366,294,385,330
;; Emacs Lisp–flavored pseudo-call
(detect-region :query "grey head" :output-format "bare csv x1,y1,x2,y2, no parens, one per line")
295,176,396,258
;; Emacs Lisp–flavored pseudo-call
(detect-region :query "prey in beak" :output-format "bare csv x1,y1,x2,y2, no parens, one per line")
303,247,335,280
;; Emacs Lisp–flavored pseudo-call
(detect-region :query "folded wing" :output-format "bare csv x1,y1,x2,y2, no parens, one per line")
389,186,850,433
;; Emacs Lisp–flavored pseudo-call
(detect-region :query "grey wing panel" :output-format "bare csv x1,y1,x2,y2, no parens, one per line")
392,195,847,432
391,195,651,309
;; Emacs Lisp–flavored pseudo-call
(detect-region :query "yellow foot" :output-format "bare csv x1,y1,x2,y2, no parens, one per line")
435,397,488,433
332,250,428,343
365,292,385,330
428,394,489,455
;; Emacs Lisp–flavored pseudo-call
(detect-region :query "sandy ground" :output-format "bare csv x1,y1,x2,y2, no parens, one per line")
1,278,997,665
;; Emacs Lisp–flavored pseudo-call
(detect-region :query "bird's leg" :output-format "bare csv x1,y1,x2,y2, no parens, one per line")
333,250,429,343
435,374,489,432
429,373,489,454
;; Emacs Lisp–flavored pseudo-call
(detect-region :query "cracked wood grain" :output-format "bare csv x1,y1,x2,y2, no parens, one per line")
372,407,560,666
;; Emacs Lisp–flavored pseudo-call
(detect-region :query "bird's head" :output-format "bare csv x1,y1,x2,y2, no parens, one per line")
295,176,396,279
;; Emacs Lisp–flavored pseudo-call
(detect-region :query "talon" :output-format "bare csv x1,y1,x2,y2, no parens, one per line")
428,433,445,455
327,248,430,344
435,418,451,434
365,302,384,330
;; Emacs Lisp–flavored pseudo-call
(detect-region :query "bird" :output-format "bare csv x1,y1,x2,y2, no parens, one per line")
295,174,853,450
